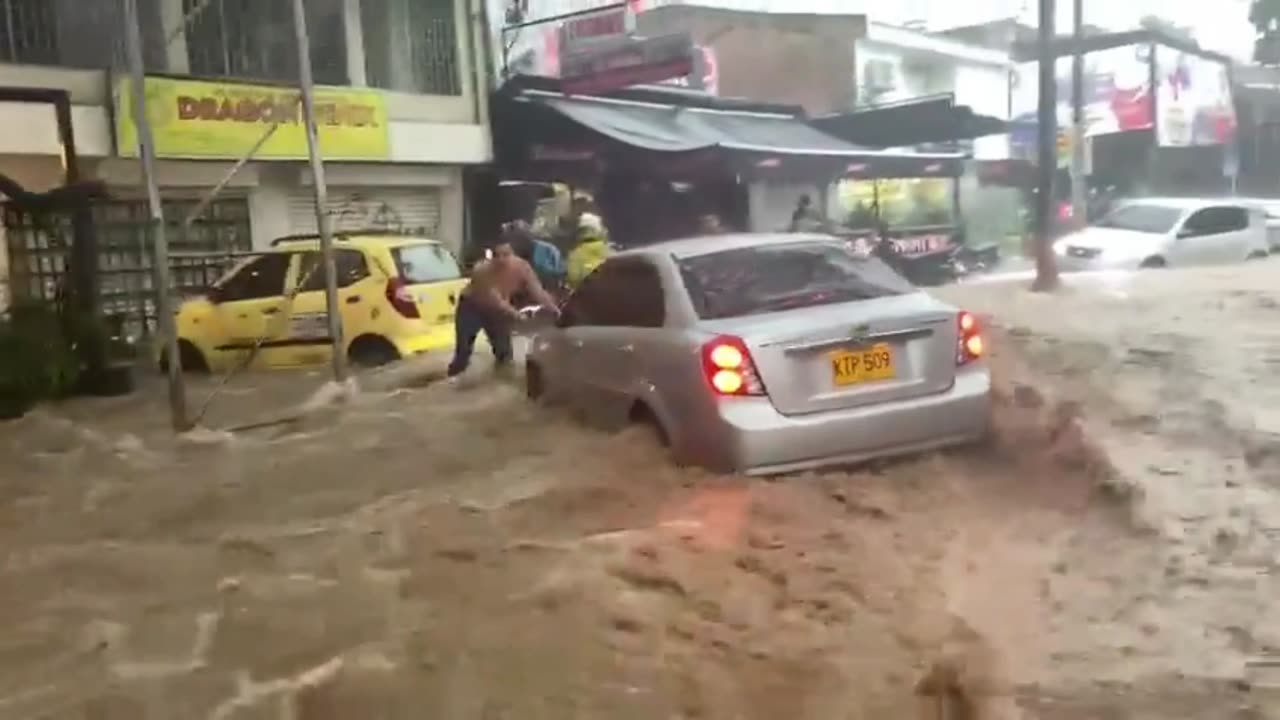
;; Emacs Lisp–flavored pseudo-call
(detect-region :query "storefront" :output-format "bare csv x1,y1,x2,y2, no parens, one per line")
490,74,954,246
109,75,472,252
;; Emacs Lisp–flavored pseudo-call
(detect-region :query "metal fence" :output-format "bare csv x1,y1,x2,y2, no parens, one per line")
3,198,252,338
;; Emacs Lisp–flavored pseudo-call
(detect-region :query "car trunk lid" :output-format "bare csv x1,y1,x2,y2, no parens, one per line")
706,294,958,416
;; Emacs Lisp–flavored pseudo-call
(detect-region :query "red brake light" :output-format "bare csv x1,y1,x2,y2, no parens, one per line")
956,311,983,365
701,335,766,396
386,277,420,318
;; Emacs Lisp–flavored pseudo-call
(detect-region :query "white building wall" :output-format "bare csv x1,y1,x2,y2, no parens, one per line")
954,64,1012,160
854,26,1013,160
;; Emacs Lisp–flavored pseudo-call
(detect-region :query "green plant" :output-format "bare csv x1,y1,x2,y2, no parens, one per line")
844,203,879,230
0,301,80,419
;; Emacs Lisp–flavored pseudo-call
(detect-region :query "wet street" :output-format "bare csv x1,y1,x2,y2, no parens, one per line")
3,264,1280,718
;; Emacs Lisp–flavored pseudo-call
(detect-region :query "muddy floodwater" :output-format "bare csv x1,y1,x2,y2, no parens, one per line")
4,263,1280,718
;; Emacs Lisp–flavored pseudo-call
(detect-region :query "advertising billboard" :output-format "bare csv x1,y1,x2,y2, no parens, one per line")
1155,49,1236,147
493,0,652,78
115,76,390,161
1009,44,1154,141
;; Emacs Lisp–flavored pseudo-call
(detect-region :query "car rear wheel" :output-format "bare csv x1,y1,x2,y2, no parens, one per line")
1139,256,1166,269
348,335,400,368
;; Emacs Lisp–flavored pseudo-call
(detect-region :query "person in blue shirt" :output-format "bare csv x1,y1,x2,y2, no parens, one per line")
529,234,566,290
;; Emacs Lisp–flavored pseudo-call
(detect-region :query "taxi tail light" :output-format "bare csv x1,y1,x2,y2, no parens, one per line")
386,277,420,318
701,335,766,397
956,310,983,365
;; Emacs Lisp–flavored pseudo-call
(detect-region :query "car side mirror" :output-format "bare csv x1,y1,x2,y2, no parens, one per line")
1176,228,1193,239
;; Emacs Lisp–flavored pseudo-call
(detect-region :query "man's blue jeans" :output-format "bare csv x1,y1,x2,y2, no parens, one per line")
447,295,514,377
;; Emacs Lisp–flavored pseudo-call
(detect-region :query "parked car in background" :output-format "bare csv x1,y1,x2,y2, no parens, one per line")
162,231,466,373
525,233,992,475
1053,198,1269,272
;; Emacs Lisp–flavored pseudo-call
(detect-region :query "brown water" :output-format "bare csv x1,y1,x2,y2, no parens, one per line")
0,312,1271,718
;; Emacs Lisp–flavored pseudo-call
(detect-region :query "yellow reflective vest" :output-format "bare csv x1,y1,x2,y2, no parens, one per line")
566,239,610,289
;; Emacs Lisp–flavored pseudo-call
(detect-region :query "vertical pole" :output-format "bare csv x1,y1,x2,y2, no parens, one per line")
291,0,346,381
1029,0,1059,292
1069,0,1086,224
124,0,187,430
53,93,104,375
1032,0,1060,291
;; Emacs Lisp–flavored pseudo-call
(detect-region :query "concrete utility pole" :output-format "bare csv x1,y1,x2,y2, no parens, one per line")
290,0,346,381
1033,0,1061,292
1069,0,1087,224
124,0,187,430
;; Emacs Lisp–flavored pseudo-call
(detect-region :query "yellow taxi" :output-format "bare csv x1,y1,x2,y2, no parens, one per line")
164,231,468,372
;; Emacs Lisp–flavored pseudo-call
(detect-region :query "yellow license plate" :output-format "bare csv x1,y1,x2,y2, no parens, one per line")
830,343,896,386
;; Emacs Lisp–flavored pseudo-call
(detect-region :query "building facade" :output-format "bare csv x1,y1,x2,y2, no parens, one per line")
855,23,1013,160
0,0,491,255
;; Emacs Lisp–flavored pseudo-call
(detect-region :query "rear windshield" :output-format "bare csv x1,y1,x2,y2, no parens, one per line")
678,241,915,320
392,243,461,284
1094,204,1183,234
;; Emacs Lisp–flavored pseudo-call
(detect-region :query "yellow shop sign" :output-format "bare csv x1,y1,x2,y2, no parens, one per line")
115,76,391,161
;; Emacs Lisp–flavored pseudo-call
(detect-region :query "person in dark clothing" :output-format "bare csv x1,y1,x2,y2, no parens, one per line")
790,194,816,230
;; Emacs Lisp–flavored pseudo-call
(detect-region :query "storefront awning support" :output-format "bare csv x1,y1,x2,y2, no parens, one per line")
125,0,188,431
291,0,346,382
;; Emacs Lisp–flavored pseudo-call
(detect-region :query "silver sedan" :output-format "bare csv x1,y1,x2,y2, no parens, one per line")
525,233,991,475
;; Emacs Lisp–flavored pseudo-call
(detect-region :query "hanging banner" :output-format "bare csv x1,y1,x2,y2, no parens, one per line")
1009,43,1153,152
1155,49,1237,147
114,76,391,161
560,32,694,94
659,44,718,94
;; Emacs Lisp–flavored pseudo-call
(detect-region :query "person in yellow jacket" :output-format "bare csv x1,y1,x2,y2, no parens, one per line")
566,213,611,289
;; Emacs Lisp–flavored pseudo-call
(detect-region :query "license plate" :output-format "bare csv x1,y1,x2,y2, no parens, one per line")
830,343,896,386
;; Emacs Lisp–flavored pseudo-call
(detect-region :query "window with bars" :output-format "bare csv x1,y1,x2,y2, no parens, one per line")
184,0,347,85
362,0,461,96
0,0,165,71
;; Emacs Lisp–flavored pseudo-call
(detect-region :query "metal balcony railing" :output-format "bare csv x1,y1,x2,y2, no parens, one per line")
184,0,348,85
0,0,165,71
362,0,461,96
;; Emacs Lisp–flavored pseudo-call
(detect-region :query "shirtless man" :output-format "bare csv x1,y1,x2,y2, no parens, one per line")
447,238,560,378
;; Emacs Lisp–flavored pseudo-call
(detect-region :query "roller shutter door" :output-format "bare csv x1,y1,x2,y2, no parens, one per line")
286,186,442,237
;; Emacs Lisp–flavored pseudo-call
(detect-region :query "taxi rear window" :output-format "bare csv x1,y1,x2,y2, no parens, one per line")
392,244,461,284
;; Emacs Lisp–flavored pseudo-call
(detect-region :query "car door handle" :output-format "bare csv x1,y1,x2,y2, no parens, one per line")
345,295,361,304
619,344,635,353
571,339,584,348
261,308,280,315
